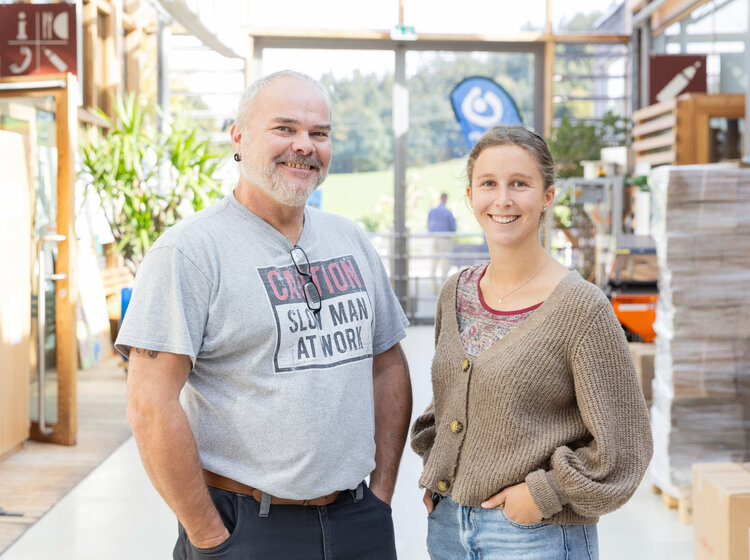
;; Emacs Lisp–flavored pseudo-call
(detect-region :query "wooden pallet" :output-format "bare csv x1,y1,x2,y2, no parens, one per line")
652,484,692,524
631,93,745,169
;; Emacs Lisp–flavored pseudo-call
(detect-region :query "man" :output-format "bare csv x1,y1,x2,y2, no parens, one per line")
117,70,412,559
427,192,456,292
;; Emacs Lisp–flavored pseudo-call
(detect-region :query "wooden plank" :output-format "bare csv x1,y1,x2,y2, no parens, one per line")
124,27,142,95
635,150,675,166
94,0,112,16
661,489,679,509
121,11,135,32
652,484,693,525
675,95,695,164
694,111,711,164
56,74,79,446
632,98,677,122
632,114,676,136
652,0,711,33
552,34,630,44
83,1,98,110
693,93,746,116
77,107,110,129
632,132,675,152
247,27,629,44
104,1,122,117
250,28,398,41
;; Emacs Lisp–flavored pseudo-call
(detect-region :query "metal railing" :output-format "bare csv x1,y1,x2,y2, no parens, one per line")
367,231,490,324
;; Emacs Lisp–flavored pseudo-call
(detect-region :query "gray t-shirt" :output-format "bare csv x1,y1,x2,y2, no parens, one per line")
115,192,408,499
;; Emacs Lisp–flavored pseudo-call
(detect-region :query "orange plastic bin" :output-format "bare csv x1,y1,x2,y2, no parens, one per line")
610,294,657,343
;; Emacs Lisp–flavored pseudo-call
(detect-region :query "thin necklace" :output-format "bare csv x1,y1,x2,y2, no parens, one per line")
487,258,548,304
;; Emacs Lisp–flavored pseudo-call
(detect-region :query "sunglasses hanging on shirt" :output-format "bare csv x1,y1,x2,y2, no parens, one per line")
290,245,322,314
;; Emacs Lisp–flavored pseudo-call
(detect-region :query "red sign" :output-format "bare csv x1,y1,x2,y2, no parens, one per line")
649,54,707,105
0,4,77,78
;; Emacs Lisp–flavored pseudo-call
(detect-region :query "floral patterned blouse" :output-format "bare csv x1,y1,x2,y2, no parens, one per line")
456,263,542,359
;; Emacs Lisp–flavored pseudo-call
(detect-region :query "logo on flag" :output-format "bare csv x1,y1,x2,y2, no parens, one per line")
450,77,523,148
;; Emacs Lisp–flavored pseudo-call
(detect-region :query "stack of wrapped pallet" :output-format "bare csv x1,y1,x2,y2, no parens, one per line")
649,164,750,499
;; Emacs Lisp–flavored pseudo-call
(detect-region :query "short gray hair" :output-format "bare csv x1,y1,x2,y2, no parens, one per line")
234,70,332,133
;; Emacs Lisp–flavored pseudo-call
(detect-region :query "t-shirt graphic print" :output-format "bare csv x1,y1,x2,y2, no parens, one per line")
258,254,374,373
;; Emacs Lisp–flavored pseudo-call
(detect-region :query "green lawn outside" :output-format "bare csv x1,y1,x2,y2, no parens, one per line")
319,158,480,233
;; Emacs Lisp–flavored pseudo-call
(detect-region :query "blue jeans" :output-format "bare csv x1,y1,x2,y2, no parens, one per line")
174,482,396,559
427,495,598,560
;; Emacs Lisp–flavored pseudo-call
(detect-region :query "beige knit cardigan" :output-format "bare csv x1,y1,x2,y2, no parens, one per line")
410,270,653,525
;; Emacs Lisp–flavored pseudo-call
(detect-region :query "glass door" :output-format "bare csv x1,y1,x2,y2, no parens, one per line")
0,74,79,446
0,94,59,433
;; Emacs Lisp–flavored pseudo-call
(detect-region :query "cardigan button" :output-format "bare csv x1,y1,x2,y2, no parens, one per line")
461,359,470,372
437,480,450,493
449,420,464,434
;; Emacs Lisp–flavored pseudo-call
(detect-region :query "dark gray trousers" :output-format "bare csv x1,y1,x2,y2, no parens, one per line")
174,482,397,560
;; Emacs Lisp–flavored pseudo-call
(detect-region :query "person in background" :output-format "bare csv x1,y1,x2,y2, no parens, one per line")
411,125,652,560
427,192,457,292
119,70,412,560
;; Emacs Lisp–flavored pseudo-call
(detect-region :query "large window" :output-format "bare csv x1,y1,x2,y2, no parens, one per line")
553,42,628,124
168,34,246,142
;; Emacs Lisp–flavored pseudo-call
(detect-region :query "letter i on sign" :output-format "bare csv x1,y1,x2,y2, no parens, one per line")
16,11,28,40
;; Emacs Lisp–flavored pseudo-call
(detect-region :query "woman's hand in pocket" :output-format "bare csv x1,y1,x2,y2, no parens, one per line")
481,482,543,525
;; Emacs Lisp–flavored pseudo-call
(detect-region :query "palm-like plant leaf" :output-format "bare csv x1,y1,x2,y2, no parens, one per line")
80,94,226,273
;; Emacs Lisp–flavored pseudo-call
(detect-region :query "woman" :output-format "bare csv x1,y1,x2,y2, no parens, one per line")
410,126,652,560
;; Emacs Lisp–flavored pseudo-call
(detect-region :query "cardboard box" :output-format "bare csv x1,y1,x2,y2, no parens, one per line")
630,342,655,403
649,165,750,493
693,462,750,560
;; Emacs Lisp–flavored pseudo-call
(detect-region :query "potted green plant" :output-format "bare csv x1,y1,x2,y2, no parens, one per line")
80,94,226,274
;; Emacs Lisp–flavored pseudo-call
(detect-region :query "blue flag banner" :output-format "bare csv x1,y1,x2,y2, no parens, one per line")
450,77,523,149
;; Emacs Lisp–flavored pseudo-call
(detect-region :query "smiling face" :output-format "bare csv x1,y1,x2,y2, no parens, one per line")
466,144,554,250
233,76,332,208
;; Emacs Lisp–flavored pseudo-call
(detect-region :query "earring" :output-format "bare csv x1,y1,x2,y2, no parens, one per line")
542,206,548,212
234,153,241,162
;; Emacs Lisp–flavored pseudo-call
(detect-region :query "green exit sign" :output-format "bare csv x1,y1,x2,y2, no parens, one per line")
391,24,417,41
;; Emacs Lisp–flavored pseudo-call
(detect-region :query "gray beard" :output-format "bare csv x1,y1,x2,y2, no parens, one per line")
241,155,327,208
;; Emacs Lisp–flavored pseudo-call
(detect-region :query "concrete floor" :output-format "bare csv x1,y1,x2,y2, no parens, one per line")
0,326,693,559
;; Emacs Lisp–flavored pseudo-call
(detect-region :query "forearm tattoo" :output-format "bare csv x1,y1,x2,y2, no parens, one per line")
134,348,160,359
